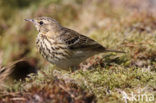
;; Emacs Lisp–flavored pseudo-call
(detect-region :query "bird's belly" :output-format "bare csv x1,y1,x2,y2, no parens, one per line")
54,50,96,69
47,53,91,69
36,37,73,69
38,46,95,69
36,37,97,69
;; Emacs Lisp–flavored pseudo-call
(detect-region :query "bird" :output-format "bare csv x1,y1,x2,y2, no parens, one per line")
25,17,124,70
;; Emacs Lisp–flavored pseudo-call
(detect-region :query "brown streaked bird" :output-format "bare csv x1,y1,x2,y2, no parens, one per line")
25,17,124,70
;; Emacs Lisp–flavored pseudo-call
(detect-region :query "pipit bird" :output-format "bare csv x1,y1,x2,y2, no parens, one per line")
25,17,124,70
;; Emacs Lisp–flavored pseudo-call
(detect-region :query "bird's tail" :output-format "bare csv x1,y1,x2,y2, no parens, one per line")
104,49,126,53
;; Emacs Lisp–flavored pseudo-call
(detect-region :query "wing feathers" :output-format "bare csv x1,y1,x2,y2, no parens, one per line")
59,27,106,51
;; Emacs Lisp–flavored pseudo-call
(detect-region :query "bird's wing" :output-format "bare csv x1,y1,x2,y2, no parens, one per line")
59,28,106,51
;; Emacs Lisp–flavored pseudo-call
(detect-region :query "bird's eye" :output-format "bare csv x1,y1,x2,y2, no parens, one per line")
39,21,44,25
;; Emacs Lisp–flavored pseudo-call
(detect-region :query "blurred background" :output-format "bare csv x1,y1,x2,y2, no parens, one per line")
0,0,156,102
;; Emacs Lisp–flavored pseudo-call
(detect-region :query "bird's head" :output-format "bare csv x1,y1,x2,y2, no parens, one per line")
25,17,62,34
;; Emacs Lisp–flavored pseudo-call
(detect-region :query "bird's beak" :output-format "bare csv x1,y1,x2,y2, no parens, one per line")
24,19,35,23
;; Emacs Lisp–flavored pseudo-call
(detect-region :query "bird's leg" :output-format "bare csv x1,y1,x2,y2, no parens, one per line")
53,69,62,81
